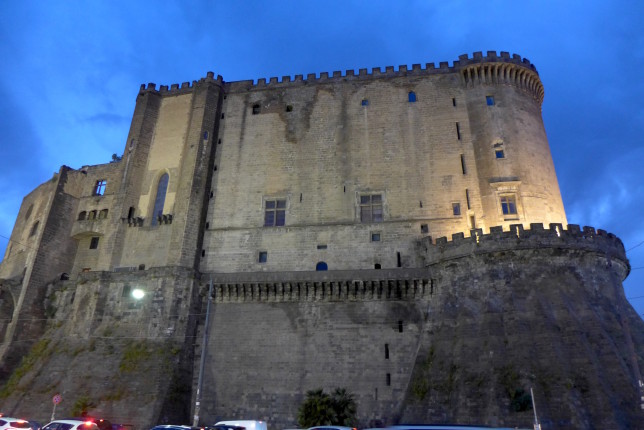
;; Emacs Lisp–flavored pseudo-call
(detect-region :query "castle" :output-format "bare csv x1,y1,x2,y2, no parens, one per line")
0,51,642,429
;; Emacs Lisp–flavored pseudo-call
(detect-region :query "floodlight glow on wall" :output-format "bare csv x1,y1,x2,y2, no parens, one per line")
131,289,145,300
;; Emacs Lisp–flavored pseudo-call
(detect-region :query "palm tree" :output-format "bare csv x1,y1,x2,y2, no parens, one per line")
331,388,356,426
297,388,335,427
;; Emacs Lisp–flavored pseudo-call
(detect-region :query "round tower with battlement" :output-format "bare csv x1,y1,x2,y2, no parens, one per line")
455,51,567,232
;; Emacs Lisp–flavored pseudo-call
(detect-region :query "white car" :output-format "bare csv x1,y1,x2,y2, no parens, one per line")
41,421,99,430
0,418,36,430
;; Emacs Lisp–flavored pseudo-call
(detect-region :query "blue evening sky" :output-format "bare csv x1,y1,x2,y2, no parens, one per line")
1,1,643,317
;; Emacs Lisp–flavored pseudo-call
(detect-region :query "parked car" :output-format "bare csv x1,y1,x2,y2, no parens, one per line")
0,418,38,430
214,421,266,430
208,425,244,430
149,426,204,430
41,420,99,430
306,426,356,430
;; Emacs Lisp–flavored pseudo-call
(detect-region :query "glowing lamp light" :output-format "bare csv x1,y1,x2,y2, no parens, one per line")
131,289,145,300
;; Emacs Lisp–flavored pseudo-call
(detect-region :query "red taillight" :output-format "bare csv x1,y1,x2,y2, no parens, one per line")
84,423,94,427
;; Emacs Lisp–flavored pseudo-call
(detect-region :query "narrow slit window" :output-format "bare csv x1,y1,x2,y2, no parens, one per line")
452,97,456,107
386,373,391,386
398,320,403,333
456,122,461,140
465,189,471,210
385,344,389,359
397,252,402,267
151,173,169,226
460,154,467,174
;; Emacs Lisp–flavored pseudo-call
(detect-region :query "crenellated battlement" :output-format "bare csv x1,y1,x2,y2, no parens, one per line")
421,223,629,273
136,51,540,97
460,53,544,104
138,71,224,96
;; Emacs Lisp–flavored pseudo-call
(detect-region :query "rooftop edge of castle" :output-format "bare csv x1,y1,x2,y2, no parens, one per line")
138,50,538,95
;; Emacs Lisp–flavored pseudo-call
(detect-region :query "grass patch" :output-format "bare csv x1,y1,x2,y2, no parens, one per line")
0,339,51,398
119,342,153,372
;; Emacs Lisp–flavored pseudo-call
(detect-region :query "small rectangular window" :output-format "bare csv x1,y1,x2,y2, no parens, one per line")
500,196,518,215
456,122,461,140
398,320,403,333
317,244,327,250
264,199,286,226
386,373,391,386
258,251,268,263
89,237,100,249
252,104,260,114
360,194,383,223
93,180,106,196
361,99,369,106
452,203,461,216
371,232,381,242
420,224,428,234
486,95,495,106
495,149,505,159
385,344,389,359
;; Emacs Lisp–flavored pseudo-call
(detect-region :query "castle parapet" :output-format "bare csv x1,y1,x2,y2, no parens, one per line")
208,268,431,303
459,50,544,104
138,72,224,97
422,223,629,276
221,51,541,93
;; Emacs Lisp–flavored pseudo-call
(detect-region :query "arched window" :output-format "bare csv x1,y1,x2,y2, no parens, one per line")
88,210,97,220
316,262,328,271
30,221,39,237
25,204,34,220
151,173,169,226
408,92,417,102
99,209,109,219
78,211,87,221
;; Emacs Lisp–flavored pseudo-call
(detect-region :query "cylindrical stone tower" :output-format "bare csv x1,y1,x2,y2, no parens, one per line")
458,52,567,230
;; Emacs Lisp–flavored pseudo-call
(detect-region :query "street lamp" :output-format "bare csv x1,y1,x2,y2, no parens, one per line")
131,288,145,300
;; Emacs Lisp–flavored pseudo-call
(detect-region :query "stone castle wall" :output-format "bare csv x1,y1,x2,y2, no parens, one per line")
0,52,640,429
